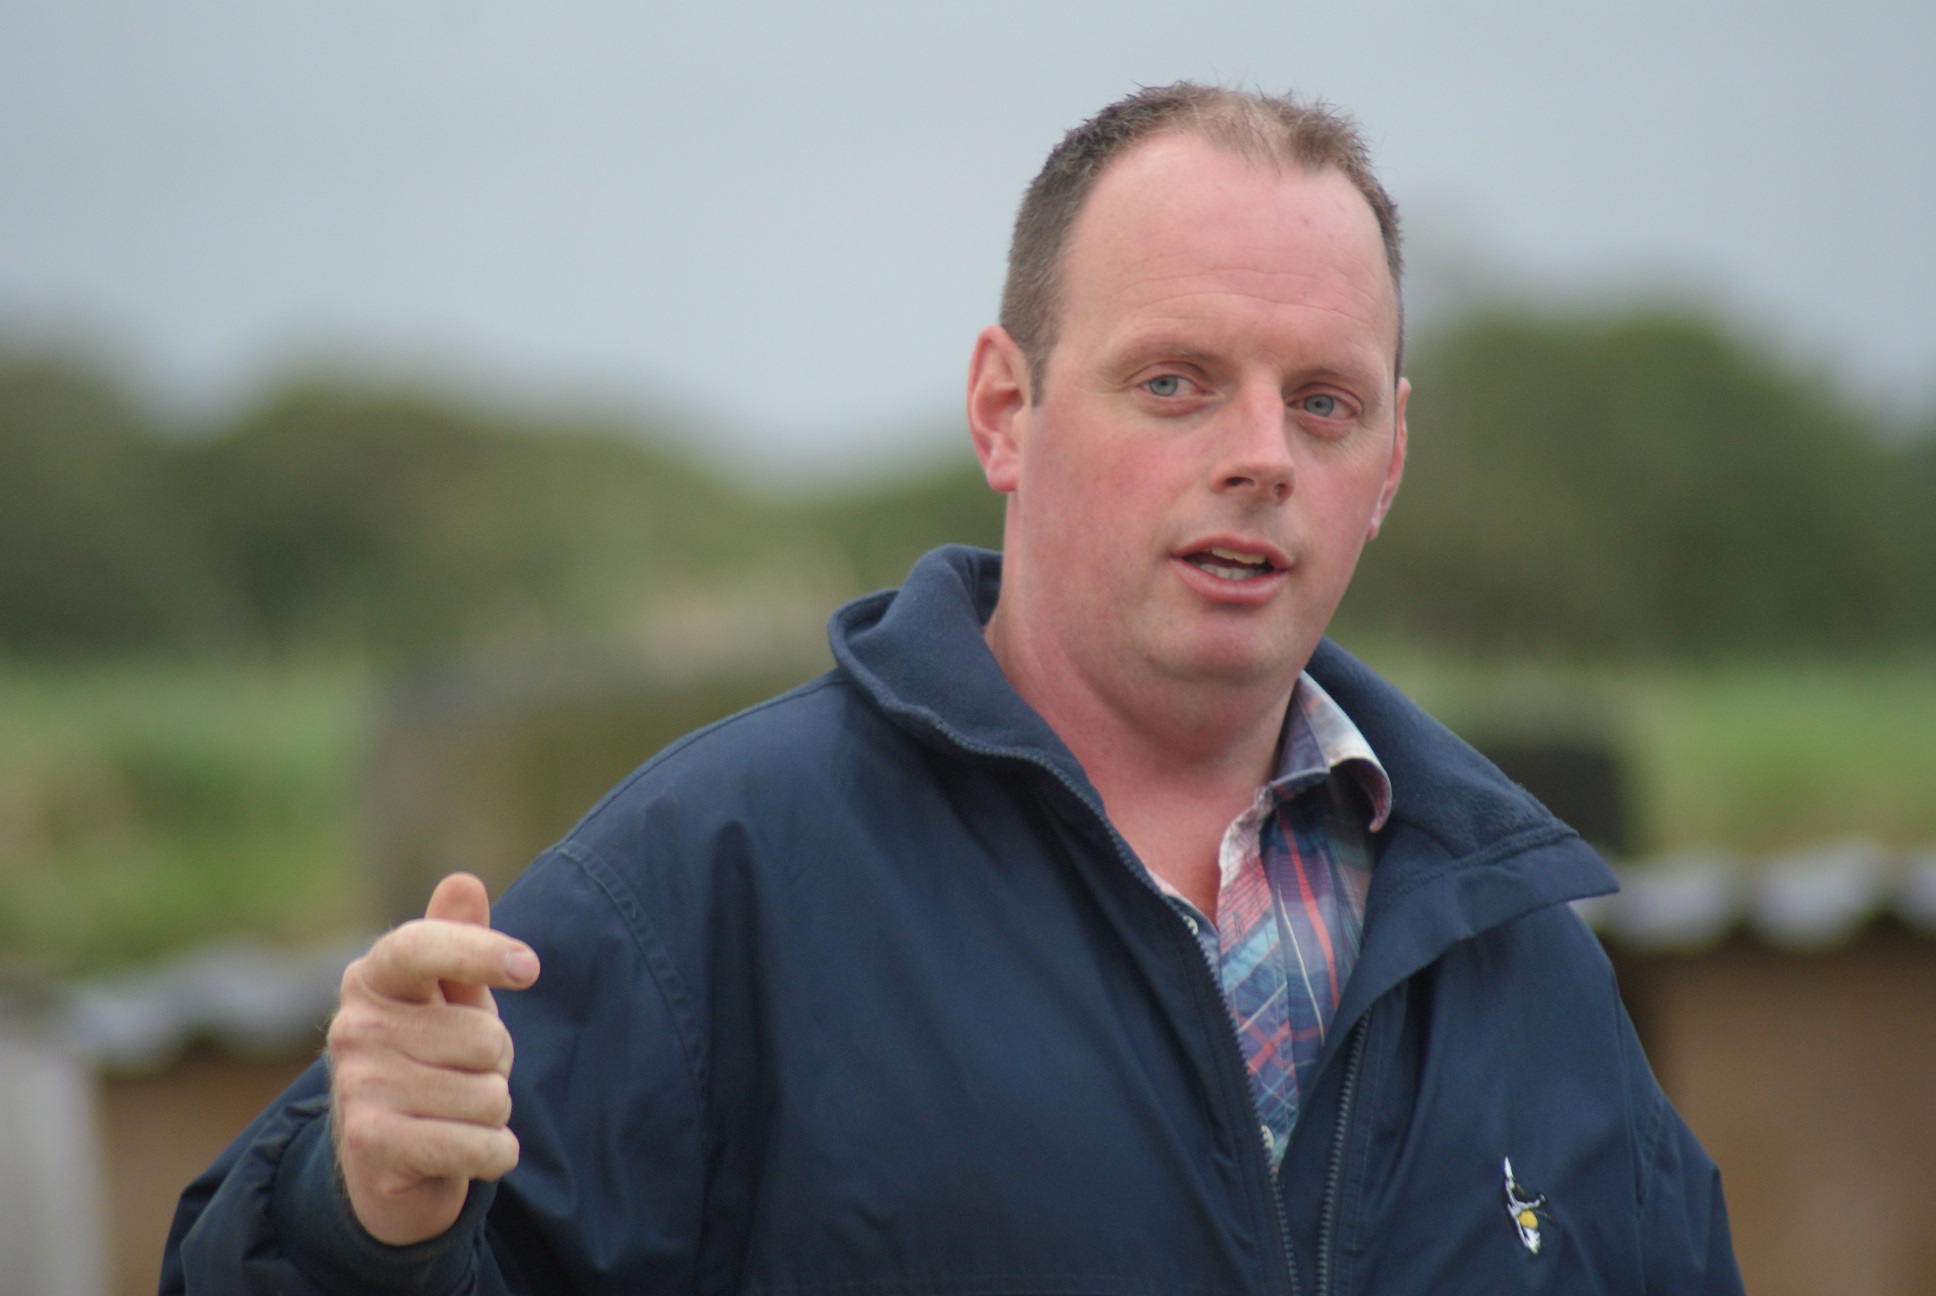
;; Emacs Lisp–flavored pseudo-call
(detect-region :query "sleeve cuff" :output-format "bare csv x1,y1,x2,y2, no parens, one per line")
269,1104,498,1296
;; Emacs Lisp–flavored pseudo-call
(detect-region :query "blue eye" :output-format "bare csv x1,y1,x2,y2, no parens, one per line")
1144,375,1184,397
1300,394,1340,417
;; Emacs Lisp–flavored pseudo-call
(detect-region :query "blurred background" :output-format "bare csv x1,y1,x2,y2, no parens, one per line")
1,2,1932,1293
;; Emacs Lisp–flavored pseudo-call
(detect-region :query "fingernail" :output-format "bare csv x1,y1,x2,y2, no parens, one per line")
504,948,539,983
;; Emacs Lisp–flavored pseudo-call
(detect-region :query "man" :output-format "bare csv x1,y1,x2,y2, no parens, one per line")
165,84,1742,1293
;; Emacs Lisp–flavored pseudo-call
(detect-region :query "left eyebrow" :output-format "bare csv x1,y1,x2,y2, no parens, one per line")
1291,362,1389,394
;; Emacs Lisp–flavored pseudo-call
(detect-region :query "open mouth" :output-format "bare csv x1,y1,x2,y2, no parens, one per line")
1182,546,1278,582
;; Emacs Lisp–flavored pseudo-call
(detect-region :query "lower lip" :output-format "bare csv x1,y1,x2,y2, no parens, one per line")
1170,555,1288,605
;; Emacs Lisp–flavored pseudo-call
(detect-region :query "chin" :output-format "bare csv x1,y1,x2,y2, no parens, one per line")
1159,637,1305,691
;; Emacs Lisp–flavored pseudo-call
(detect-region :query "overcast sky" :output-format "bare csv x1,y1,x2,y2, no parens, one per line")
3,0,1931,480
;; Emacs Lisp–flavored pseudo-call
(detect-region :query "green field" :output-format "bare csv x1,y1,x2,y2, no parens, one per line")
0,658,373,976
3,652,1933,976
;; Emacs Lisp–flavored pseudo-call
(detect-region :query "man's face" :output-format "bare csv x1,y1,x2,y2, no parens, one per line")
971,132,1407,718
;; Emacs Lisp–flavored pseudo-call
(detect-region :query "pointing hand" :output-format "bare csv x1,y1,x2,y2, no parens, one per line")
327,872,539,1246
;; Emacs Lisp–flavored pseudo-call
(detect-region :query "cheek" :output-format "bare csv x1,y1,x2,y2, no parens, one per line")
1312,448,1397,525
1027,430,1173,540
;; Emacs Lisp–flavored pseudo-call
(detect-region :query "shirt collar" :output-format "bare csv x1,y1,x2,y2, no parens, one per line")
1270,671,1393,832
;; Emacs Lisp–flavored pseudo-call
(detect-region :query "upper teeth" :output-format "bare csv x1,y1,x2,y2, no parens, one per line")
1208,547,1265,566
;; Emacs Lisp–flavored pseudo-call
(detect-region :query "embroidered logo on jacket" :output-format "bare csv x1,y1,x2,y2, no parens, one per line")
1502,1158,1548,1255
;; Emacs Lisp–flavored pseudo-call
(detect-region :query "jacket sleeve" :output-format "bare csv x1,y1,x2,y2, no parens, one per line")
1608,980,1745,1296
1637,1085,1746,1295
159,845,711,1294
158,1059,509,1295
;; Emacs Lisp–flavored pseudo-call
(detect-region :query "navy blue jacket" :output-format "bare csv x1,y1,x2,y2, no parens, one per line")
164,546,1741,1294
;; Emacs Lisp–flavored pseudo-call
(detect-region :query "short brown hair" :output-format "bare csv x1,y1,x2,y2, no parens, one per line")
1000,82,1405,390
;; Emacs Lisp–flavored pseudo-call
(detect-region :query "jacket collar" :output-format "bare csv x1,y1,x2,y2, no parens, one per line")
831,545,1092,792
1302,638,1618,1027
831,546,1617,1001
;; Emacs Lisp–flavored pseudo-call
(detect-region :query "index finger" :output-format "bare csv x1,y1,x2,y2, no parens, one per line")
356,920,540,1005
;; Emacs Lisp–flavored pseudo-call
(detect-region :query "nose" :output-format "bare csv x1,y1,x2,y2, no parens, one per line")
1212,386,1295,503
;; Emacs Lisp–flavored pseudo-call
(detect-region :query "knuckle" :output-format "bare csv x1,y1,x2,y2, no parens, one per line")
487,1021,516,1073
337,973,377,1017
479,1128,521,1181
326,1006,369,1052
325,1014,351,1053
389,921,432,965
483,1072,513,1125
435,1123,487,1177
330,1004,405,1061
330,1059,377,1107
335,1107,381,1160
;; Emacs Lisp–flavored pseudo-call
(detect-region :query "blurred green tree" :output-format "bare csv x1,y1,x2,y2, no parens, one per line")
1344,310,1934,656
3,312,1929,665
182,385,789,658
795,455,1002,594
0,358,231,653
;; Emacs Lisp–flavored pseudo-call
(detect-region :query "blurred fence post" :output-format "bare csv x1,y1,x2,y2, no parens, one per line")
0,1000,110,1296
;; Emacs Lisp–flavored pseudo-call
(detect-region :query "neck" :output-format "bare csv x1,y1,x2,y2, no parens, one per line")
985,601,1294,915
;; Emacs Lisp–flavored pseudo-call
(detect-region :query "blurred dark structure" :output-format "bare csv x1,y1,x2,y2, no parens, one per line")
1585,842,1936,1296
1475,738,1631,857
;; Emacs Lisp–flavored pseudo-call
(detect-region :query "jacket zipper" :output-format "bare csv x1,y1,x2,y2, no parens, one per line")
1024,757,1302,1296
1193,913,1300,1296
1255,1026,1302,1296
935,740,1305,1296
1314,1016,1370,1296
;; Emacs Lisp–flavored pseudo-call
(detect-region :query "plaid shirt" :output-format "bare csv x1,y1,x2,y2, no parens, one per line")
1155,672,1392,1169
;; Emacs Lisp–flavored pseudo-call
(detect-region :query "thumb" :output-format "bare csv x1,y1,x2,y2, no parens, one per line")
425,871,492,928
425,872,499,1008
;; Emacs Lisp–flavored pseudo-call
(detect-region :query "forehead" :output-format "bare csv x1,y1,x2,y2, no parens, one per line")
1056,133,1398,369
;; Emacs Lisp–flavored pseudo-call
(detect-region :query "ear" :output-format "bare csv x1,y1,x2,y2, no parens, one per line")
966,325,1031,494
1366,377,1408,539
